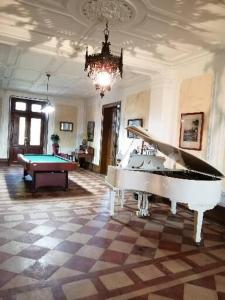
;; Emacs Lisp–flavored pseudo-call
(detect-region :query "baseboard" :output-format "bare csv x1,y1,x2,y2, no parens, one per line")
0,158,8,165
92,163,100,173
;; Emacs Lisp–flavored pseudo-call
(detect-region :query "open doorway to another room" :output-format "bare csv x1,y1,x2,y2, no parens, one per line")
100,102,121,175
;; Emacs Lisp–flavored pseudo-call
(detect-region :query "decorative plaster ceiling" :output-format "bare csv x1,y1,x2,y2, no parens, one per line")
81,0,135,25
0,0,224,98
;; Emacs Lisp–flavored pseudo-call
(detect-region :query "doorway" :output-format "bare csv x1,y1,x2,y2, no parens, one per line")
9,97,47,163
100,102,121,174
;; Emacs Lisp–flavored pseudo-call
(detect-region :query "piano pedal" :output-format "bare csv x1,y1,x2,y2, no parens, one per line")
136,209,150,218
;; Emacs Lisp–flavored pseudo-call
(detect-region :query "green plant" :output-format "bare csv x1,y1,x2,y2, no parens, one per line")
51,134,60,144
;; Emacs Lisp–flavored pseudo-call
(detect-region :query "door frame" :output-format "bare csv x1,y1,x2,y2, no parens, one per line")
8,96,48,164
99,101,121,174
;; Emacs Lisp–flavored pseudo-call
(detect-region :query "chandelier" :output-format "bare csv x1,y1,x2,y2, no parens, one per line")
41,73,55,113
84,22,123,98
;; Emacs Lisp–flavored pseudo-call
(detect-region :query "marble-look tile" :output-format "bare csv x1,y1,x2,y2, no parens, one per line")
210,248,225,260
215,275,225,293
34,237,62,249
4,214,24,222
183,283,218,300
23,261,58,280
29,212,49,219
58,223,82,232
108,240,134,254
0,241,29,255
76,245,105,259
0,275,38,290
96,229,118,239
187,253,217,266
30,225,56,236
133,264,165,282
15,287,54,300
64,255,95,272
100,271,134,290
0,256,35,273
62,279,98,300
39,250,72,266
162,259,192,273
90,261,119,272
49,267,83,280
66,232,92,244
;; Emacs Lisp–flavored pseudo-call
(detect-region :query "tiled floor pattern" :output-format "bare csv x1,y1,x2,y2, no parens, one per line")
0,166,224,299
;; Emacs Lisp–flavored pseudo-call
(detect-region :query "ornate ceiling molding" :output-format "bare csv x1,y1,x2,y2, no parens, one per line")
81,0,135,25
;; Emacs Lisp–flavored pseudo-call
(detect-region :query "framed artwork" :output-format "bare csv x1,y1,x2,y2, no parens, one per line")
87,121,95,142
179,112,204,150
127,118,143,138
60,122,73,132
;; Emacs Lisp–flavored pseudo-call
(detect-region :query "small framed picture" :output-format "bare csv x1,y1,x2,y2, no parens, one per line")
87,121,95,142
127,118,143,138
60,122,73,132
179,112,204,150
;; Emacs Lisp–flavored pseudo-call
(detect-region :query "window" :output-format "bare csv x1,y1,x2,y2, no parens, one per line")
15,102,26,111
31,104,42,112
30,118,41,145
18,117,26,145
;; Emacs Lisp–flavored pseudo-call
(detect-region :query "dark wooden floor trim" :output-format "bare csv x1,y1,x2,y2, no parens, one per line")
0,159,9,165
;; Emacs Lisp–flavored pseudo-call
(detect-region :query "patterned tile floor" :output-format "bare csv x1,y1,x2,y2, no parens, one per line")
0,166,224,299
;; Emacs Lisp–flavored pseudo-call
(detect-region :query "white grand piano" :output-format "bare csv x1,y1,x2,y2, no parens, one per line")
105,126,224,245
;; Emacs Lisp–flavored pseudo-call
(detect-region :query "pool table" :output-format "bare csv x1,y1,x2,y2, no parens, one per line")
18,154,77,191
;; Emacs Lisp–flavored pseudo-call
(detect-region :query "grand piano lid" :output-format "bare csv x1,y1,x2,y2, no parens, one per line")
127,126,224,178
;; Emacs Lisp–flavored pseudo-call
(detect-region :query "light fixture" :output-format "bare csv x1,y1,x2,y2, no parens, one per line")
41,73,55,113
84,22,123,98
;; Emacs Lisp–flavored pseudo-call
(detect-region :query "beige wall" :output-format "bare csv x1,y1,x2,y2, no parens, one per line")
178,73,213,159
124,89,150,129
54,104,77,153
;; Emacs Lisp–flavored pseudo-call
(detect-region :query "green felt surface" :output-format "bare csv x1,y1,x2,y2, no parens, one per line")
22,154,67,163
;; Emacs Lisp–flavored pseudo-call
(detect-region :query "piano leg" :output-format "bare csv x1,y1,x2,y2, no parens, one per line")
171,201,177,215
110,189,115,216
121,190,125,208
194,210,204,245
136,193,150,217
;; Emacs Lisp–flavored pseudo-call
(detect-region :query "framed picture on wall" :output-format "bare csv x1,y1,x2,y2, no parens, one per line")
60,122,73,132
179,112,204,150
87,121,95,142
127,118,143,138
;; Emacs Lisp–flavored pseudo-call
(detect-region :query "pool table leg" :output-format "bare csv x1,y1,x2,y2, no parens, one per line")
32,172,37,192
65,171,68,191
23,169,28,179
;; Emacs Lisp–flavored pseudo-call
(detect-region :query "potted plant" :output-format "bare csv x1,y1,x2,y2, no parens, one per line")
51,134,60,154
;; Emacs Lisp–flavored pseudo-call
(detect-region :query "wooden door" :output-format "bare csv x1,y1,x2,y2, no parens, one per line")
100,102,121,174
9,98,47,163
